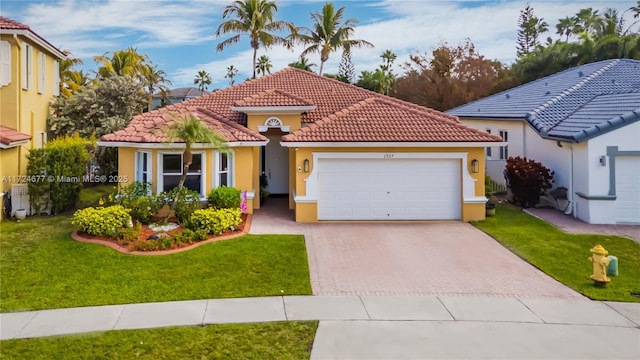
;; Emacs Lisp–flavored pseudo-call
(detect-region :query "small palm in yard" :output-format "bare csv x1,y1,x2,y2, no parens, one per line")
163,113,228,221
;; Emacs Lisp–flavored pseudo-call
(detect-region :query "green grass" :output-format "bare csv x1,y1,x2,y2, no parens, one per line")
0,321,318,359
77,184,116,209
0,216,312,312
473,204,640,302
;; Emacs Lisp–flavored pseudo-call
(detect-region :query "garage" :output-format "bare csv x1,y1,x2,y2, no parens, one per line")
317,158,461,220
615,156,640,224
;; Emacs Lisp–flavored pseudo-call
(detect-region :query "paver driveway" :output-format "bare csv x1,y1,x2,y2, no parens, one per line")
250,200,582,298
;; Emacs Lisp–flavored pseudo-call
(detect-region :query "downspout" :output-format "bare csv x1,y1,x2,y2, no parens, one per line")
556,141,575,216
14,34,23,174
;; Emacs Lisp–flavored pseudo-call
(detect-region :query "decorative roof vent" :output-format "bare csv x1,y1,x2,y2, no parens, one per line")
578,70,584,77
545,91,551,95
505,94,510,99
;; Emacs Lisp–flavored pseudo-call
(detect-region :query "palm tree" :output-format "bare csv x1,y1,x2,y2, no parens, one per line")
215,0,296,79
225,65,239,85
60,70,91,97
255,55,272,76
288,56,316,71
163,113,228,221
556,16,576,41
94,47,148,78
140,64,172,109
193,70,212,95
58,50,85,96
298,2,374,75
573,8,604,39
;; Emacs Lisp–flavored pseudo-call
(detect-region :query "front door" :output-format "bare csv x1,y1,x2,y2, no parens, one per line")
265,134,289,194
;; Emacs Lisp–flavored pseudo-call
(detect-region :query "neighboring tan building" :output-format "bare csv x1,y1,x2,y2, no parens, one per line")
0,17,66,216
100,68,502,222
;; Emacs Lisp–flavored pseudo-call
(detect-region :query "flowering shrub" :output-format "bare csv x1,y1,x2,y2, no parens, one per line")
504,156,554,208
160,188,202,226
207,186,241,209
72,205,132,237
189,208,243,235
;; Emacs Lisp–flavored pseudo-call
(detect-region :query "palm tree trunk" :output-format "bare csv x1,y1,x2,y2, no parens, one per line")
252,48,258,79
319,61,325,76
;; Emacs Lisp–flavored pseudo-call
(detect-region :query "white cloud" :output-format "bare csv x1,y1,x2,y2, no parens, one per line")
18,0,224,57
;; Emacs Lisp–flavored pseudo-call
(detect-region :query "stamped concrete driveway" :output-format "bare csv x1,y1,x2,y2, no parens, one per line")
251,200,581,298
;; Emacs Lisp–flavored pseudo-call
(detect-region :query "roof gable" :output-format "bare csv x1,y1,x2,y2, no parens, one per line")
447,59,640,142
0,16,65,59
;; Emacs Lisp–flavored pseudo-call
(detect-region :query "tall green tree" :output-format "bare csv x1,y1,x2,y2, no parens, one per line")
58,50,85,96
516,3,549,58
225,65,239,85
193,70,212,94
256,54,272,76
556,16,577,41
163,113,227,221
336,47,355,83
215,0,296,79
289,56,316,72
298,2,373,75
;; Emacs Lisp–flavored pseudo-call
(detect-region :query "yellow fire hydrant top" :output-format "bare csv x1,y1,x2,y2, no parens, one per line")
590,244,609,256
588,244,611,283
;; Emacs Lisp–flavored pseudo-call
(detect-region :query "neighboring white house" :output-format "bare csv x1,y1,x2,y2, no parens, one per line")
447,59,640,225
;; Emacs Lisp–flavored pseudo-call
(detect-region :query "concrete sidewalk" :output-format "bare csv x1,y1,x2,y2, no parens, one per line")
1,296,638,358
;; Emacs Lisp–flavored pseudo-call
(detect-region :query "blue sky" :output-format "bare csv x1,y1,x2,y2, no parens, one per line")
2,0,636,90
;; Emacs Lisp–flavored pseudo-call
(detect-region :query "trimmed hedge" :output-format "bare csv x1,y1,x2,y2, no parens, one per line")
189,208,242,235
72,205,132,237
208,186,241,209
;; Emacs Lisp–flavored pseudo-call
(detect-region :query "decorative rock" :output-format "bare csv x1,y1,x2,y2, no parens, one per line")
147,232,171,241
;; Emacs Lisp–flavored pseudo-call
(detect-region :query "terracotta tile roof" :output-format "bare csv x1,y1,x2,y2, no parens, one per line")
0,17,30,30
234,88,314,107
0,126,31,146
101,106,267,143
282,97,502,142
102,67,491,144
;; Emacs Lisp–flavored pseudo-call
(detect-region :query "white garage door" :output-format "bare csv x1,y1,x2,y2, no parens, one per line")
615,156,640,224
317,158,461,220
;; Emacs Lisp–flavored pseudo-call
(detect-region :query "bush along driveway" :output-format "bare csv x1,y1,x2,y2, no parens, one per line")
473,204,640,303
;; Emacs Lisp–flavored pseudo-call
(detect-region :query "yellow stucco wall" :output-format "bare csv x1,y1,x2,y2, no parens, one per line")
0,33,61,186
290,146,487,223
117,146,260,214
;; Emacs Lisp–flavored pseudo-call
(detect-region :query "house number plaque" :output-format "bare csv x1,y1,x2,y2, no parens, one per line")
383,154,395,158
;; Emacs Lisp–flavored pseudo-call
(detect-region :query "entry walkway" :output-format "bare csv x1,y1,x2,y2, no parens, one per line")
1,296,638,358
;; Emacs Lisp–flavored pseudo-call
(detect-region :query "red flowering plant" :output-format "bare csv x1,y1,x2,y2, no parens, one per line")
504,156,554,208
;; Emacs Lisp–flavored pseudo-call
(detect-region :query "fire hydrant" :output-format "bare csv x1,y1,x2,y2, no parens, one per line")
588,244,611,286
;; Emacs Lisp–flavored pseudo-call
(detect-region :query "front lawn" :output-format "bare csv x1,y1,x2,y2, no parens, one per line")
473,204,640,302
0,216,312,312
0,321,318,360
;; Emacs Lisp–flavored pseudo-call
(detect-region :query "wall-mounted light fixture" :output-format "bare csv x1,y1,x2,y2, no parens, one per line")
471,159,479,173
599,155,607,166
303,159,310,173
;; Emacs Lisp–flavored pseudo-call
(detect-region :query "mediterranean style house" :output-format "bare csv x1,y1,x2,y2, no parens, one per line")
100,68,503,222
0,17,66,217
448,59,640,225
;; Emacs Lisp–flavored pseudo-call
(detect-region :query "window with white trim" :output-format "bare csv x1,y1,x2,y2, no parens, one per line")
21,43,32,90
213,151,233,188
38,52,45,94
499,130,509,160
159,152,205,195
0,41,11,86
135,151,151,184
485,129,492,157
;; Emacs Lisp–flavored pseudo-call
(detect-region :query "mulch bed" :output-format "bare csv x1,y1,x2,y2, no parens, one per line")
72,213,251,255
